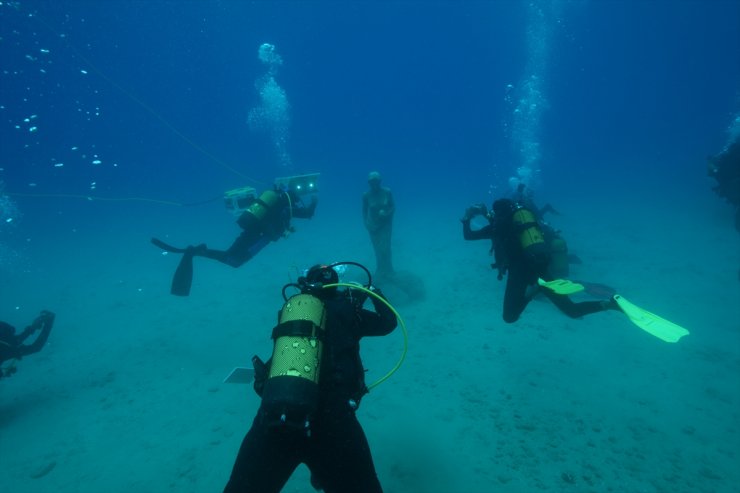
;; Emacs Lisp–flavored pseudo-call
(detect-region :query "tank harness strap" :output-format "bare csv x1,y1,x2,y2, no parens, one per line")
271,320,324,340
515,220,539,231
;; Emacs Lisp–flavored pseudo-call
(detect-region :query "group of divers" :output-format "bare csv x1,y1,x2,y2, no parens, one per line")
6,140,739,491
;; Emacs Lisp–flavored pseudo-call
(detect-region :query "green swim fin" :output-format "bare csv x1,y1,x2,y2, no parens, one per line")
613,294,690,343
537,278,585,295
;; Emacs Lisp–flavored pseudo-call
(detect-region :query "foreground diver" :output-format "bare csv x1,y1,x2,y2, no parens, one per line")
1,310,55,379
152,183,317,296
223,263,397,493
461,199,617,323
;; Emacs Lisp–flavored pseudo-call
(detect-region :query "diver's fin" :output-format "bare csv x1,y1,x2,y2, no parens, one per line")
151,237,188,254
575,280,617,299
613,295,690,343
537,278,585,295
223,367,255,384
171,253,194,296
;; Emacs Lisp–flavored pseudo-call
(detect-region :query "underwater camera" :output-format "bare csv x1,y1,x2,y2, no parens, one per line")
274,173,320,196
224,186,258,216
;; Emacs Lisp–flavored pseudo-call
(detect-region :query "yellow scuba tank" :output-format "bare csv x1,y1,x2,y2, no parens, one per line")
261,292,327,431
511,207,546,253
237,189,282,230
247,190,281,221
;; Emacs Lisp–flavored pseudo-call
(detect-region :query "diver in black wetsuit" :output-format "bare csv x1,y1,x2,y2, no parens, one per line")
223,263,397,493
461,199,617,323
708,133,740,280
1,311,55,379
708,135,740,233
152,187,317,296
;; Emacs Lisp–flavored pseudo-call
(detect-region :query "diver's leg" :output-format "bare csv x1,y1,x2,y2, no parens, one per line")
543,290,611,318
223,415,300,493
502,265,530,323
199,231,266,268
307,407,382,493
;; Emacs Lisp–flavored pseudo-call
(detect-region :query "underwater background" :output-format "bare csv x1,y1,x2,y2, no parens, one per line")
1,1,739,492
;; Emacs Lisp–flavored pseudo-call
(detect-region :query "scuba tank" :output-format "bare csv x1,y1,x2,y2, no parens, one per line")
237,190,283,230
511,206,547,255
260,291,327,433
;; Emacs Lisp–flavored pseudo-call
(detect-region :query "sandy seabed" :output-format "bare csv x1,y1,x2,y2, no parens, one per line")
1,187,738,493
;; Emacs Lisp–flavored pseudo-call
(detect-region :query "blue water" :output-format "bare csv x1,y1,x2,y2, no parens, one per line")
1,1,739,492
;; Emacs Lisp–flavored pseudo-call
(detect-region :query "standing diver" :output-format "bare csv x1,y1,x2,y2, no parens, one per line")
152,184,317,296
461,198,617,323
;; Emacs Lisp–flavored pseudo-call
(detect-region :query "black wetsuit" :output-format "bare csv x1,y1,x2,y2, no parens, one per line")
462,208,607,323
152,190,317,296
708,138,740,232
197,190,316,268
224,290,397,493
0,311,55,378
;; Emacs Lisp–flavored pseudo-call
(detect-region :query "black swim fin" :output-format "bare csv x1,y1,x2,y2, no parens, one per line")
171,252,194,296
151,237,187,254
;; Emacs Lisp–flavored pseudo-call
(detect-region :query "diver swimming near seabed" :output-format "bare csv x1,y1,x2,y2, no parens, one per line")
152,174,319,296
461,197,690,342
462,197,616,323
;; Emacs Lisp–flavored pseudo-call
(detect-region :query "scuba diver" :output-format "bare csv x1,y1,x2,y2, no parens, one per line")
362,171,395,279
1,310,55,379
223,262,397,493
152,182,318,296
708,134,740,233
461,199,618,323
510,183,573,278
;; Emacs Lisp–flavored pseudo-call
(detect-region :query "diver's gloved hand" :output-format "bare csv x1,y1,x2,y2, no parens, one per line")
306,195,318,217
33,311,55,331
461,203,487,222
367,285,386,300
